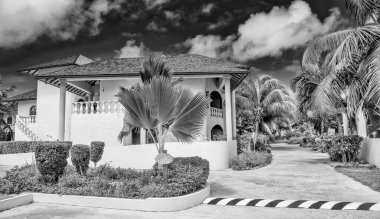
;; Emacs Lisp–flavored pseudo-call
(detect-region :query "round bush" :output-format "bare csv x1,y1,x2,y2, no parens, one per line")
71,144,90,175
35,142,71,182
90,141,105,167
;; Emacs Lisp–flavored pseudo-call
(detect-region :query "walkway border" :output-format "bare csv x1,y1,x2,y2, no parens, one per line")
203,197,380,211
0,184,210,212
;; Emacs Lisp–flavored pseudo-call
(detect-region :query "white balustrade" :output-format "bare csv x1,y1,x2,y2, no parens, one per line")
72,101,123,114
210,107,224,118
15,115,41,141
19,116,36,124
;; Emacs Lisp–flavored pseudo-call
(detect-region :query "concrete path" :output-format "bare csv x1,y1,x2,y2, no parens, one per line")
1,143,380,218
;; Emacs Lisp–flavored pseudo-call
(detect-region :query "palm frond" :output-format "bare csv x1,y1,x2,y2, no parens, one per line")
345,0,380,25
139,56,172,83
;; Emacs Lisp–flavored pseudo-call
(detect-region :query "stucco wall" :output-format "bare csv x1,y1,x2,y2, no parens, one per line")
100,79,140,101
35,81,81,140
97,140,237,170
17,100,36,117
359,138,380,167
71,112,125,146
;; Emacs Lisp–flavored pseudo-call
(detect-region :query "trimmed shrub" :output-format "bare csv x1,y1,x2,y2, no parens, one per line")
90,163,144,180
90,141,105,167
35,142,71,183
231,151,272,171
71,144,91,176
328,135,363,162
0,141,72,154
153,156,210,195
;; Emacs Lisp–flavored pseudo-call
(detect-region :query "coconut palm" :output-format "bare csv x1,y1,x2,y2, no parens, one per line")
301,0,380,137
117,57,209,166
236,73,296,150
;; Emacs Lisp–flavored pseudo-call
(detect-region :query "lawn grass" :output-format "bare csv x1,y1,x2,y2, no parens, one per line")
336,167,380,192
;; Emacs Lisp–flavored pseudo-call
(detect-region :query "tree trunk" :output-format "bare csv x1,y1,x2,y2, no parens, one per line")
321,119,325,135
342,112,349,136
356,108,367,137
253,121,259,151
337,115,343,136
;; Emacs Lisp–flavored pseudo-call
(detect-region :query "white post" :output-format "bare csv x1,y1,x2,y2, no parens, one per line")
140,128,146,144
232,90,237,139
224,76,233,141
58,79,67,141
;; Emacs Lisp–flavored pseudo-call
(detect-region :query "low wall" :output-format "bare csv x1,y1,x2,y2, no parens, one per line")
359,138,380,167
98,141,237,170
0,141,237,170
0,153,34,166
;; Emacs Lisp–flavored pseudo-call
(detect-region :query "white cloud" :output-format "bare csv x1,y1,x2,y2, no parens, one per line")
117,40,147,58
202,3,214,14
146,21,168,32
232,1,342,61
145,0,169,9
183,35,234,59
0,0,125,49
182,1,344,62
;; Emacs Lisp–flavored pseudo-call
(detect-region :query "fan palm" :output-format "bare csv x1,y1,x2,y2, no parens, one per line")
236,73,296,150
117,56,209,158
301,0,380,137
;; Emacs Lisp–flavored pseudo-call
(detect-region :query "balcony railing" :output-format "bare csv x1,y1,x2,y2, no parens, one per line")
72,101,123,114
19,115,36,124
210,107,224,118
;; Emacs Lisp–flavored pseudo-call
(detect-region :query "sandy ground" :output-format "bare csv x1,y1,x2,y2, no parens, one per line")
1,143,380,218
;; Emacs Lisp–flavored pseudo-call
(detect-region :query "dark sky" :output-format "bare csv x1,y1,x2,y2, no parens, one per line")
0,0,347,95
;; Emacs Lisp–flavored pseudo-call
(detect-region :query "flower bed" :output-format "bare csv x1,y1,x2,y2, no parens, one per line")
0,156,210,199
231,151,272,171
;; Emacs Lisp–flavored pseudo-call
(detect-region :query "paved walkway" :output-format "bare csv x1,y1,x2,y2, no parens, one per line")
1,143,380,218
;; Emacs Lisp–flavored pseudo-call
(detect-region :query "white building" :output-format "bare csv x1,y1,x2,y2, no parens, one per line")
12,54,248,144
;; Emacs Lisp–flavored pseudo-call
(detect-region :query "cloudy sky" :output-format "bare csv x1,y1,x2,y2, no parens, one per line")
0,0,349,95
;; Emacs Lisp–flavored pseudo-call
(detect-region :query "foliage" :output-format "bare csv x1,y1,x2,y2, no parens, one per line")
71,144,91,176
90,141,105,167
0,157,210,199
235,73,296,146
0,141,72,154
237,133,271,154
117,57,209,155
35,142,71,183
0,80,16,141
231,151,272,171
328,135,364,162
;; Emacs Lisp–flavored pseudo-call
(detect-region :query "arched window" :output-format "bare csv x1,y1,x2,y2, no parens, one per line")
132,127,141,145
210,91,223,109
211,125,224,141
29,105,36,116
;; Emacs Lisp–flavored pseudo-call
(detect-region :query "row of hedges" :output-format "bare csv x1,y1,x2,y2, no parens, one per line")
0,141,72,154
0,156,210,199
291,135,364,163
231,151,272,170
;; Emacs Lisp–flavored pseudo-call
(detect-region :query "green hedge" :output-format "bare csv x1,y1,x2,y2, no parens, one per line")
90,141,105,167
231,151,272,170
0,141,72,154
71,144,91,176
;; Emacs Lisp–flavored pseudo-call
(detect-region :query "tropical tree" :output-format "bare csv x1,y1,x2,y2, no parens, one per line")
236,73,296,150
0,80,16,141
117,57,209,179
301,0,380,137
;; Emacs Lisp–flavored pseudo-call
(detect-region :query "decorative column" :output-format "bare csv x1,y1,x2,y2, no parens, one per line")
224,76,233,141
231,90,237,139
58,79,67,141
140,128,147,144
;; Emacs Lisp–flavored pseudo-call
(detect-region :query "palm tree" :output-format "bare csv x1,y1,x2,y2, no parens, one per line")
0,80,16,141
236,73,296,150
117,57,209,177
301,0,380,137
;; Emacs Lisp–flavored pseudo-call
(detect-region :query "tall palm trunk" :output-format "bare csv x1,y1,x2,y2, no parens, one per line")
342,112,349,136
356,108,367,137
253,120,259,151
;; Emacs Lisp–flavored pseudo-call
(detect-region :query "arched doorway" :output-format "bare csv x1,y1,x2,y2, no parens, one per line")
211,125,224,140
29,105,37,123
210,91,223,109
132,127,140,145
6,117,12,125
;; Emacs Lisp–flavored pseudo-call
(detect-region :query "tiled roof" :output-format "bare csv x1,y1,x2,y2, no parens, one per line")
35,54,249,78
19,54,93,71
4,90,37,102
